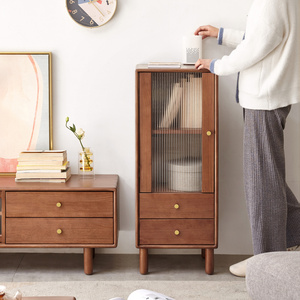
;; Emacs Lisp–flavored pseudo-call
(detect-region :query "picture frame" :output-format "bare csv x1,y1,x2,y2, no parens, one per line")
0,52,53,176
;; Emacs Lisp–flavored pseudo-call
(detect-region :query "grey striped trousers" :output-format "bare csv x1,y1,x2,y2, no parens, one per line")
244,106,300,255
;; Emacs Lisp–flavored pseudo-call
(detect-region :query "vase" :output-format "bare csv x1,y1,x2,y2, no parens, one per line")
78,147,94,177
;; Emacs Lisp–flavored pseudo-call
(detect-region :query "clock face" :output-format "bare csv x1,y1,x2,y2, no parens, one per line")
66,0,117,28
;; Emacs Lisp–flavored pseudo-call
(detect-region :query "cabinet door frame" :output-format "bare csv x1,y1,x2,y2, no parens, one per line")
201,73,215,193
138,72,152,193
137,70,216,194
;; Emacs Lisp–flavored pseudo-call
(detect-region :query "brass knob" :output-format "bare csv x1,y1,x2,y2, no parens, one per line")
174,230,180,236
174,204,180,209
56,202,62,208
206,131,212,136
57,229,62,235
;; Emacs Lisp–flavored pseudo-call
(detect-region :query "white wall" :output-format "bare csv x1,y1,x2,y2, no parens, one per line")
1,0,300,255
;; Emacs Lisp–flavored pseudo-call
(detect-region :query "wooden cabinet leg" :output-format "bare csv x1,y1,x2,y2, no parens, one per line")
139,248,148,275
205,248,214,275
201,249,205,259
84,247,94,275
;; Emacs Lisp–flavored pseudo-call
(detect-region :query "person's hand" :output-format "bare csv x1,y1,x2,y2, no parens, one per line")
194,25,219,39
195,59,212,70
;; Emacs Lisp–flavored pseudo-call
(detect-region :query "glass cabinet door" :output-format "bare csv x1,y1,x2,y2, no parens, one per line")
138,71,215,194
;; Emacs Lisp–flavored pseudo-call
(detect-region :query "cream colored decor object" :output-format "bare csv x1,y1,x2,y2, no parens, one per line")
0,285,22,300
168,157,202,192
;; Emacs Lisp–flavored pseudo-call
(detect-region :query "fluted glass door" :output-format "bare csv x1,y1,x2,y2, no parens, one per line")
151,72,203,193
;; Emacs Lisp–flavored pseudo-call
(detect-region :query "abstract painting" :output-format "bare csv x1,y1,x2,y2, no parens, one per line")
0,52,52,175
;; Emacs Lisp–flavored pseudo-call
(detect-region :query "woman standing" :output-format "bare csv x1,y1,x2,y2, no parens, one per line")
195,0,300,277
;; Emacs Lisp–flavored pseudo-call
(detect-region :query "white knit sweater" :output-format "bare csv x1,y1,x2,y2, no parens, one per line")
210,0,300,110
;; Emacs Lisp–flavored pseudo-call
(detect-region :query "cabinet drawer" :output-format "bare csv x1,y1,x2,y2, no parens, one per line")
139,193,214,218
6,218,114,244
6,192,113,218
139,219,214,245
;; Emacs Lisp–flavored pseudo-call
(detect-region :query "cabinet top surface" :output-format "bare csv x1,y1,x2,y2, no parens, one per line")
0,174,118,191
136,64,211,73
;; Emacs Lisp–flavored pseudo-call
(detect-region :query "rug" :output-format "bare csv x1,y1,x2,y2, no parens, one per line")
1,281,251,300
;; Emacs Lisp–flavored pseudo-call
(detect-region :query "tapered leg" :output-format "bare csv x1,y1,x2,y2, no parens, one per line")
201,249,205,259
139,248,148,275
205,248,214,275
84,247,94,275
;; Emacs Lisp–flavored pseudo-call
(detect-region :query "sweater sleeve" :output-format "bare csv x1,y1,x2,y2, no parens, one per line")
212,1,284,76
219,28,245,48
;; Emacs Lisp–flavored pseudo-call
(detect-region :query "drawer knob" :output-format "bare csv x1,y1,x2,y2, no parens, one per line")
174,230,180,236
57,229,62,235
174,204,180,209
56,202,62,208
206,131,212,136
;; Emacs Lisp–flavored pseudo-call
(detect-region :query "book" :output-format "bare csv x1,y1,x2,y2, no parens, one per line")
15,176,71,183
180,75,202,129
148,62,181,69
17,159,68,166
18,150,67,161
159,82,184,128
16,161,69,171
15,167,71,180
18,150,66,156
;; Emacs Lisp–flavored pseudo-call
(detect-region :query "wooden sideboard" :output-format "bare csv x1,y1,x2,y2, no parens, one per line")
0,174,118,275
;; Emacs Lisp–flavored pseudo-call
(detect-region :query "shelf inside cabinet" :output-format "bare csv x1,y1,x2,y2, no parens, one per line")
152,185,203,194
153,128,202,135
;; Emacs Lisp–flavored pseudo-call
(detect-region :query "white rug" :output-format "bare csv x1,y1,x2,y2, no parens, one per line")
2,281,251,300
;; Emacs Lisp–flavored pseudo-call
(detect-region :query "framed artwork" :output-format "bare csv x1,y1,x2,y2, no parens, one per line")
0,52,53,176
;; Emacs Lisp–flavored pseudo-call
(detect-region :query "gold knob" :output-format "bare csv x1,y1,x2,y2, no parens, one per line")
56,202,62,208
174,204,180,209
206,131,212,136
57,229,62,235
174,230,180,236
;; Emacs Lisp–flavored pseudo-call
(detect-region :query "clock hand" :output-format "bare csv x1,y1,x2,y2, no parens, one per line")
88,0,104,17
91,2,104,16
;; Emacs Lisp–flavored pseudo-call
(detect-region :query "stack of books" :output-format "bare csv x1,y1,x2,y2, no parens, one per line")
15,150,71,183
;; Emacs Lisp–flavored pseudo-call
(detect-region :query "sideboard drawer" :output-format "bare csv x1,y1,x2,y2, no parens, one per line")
6,192,113,218
139,219,215,245
139,193,214,218
6,218,114,244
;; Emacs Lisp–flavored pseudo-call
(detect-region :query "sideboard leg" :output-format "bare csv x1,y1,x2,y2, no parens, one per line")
84,247,94,275
139,248,148,275
205,248,214,275
201,248,205,259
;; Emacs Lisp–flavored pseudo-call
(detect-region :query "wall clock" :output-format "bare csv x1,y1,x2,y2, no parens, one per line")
66,0,117,28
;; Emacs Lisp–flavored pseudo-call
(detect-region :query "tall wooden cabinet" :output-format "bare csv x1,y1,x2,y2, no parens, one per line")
135,65,218,275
